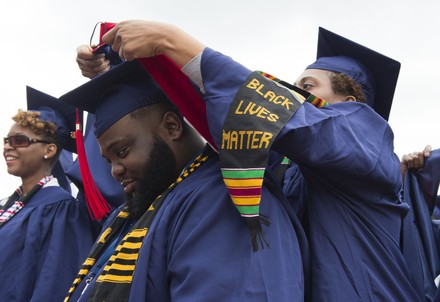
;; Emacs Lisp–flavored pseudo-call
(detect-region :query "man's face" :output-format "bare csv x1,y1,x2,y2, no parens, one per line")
98,113,177,218
294,69,349,104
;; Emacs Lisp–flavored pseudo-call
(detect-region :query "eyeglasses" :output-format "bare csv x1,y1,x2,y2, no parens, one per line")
3,134,51,148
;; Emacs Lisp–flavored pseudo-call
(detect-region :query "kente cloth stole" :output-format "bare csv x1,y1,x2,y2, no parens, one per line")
0,176,53,228
64,147,212,302
220,71,328,251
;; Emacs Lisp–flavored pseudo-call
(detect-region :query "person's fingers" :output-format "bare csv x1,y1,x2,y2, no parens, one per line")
77,44,105,60
93,61,110,74
401,154,411,166
403,151,426,170
87,57,107,68
76,44,92,55
80,70,96,79
406,154,416,169
417,151,425,168
120,45,135,61
102,26,117,45
80,63,110,79
424,145,432,157
76,55,109,79
111,34,123,59
77,56,107,68
402,152,416,169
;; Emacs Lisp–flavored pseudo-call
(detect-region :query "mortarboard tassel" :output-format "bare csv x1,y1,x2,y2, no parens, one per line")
75,109,111,221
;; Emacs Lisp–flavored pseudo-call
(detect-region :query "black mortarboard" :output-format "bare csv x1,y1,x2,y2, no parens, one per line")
59,60,170,138
306,27,401,120
58,60,183,220
26,86,78,153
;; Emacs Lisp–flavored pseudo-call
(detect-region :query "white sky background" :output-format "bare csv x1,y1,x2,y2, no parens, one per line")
0,0,438,197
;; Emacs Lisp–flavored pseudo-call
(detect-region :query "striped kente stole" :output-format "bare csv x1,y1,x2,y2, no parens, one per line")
0,176,53,228
220,71,328,251
64,147,212,302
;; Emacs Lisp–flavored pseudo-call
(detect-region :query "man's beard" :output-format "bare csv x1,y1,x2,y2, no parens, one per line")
125,135,177,219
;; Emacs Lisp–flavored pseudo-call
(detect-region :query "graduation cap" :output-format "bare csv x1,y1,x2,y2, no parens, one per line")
26,86,78,153
57,63,160,221
59,60,170,138
306,27,401,120
26,86,80,193
59,57,216,221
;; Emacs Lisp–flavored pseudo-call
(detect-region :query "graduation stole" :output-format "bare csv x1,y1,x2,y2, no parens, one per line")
0,176,53,227
220,71,327,251
64,147,212,302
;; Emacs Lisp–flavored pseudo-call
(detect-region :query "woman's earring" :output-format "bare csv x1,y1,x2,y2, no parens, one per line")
44,155,48,159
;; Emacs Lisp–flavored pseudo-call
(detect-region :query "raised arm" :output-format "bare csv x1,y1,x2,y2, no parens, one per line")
102,20,205,67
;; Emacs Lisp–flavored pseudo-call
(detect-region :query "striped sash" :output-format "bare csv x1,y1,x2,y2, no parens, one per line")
0,176,54,228
64,147,212,302
220,71,328,251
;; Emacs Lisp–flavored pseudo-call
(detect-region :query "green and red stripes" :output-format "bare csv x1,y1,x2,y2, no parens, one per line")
306,94,328,108
221,168,265,217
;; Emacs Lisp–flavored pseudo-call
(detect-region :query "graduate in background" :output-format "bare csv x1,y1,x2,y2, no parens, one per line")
95,20,423,301
401,145,440,301
0,87,95,302
277,28,428,301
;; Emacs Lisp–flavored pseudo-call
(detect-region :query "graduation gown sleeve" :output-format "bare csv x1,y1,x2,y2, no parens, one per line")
417,149,440,213
401,148,440,301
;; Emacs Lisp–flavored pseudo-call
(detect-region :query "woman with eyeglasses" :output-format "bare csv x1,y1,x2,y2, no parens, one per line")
0,88,95,302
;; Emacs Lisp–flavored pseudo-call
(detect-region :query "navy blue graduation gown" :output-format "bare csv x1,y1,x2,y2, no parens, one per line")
422,150,440,252
415,149,440,215
403,149,440,302
52,150,74,194
402,149,440,301
69,153,306,301
0,183,95,301
197,48,422,301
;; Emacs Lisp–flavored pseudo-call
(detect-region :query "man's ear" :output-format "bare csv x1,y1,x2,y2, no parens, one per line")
161,111,184,140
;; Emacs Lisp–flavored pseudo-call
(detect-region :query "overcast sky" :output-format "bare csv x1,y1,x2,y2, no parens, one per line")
0,0,439,196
